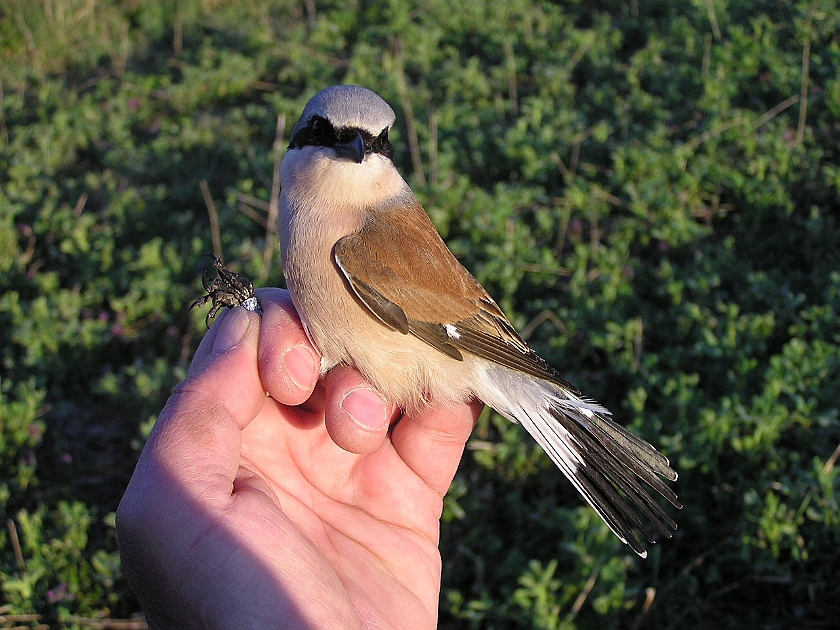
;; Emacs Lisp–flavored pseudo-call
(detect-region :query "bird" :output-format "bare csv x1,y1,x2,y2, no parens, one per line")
279,84,681,557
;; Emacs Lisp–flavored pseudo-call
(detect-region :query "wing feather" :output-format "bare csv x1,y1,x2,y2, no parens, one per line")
332,201,574,389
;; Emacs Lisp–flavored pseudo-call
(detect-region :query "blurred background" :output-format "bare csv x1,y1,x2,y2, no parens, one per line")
1,0,839,628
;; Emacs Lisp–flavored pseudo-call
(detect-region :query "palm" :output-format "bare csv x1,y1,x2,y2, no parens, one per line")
236,393,452,627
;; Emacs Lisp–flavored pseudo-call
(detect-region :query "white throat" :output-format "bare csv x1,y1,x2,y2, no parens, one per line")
281,147,411,214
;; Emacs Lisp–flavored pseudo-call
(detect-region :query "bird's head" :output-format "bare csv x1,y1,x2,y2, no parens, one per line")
281,85,410,212
288,85,396,165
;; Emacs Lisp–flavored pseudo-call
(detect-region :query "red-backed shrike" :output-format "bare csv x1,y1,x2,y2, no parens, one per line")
280,85,680,556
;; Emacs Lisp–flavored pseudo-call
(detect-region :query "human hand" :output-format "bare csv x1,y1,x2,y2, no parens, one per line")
116,289,482,630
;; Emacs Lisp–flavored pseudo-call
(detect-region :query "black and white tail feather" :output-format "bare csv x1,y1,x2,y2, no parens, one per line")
478,366,681,557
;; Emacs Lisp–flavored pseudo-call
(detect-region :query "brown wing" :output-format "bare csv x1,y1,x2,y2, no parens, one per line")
332,200,578,390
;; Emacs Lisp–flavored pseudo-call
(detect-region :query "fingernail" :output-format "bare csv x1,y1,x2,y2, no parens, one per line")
282,344,318,391
212,307,250,353
341,388,387,431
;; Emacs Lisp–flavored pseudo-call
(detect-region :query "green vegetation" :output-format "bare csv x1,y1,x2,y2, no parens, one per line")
2,0,839,627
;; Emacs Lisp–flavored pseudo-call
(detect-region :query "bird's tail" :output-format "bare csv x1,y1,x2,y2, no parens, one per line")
476,365,681,557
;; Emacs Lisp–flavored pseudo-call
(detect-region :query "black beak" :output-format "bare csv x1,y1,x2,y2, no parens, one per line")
334,131,367,164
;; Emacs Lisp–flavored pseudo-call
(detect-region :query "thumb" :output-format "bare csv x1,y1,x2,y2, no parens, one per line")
132,307,267,502
117,306,266,621
178,306,266,431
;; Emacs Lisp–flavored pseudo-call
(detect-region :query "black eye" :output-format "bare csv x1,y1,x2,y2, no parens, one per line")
370,127,394,160
311,118,326,139
289,116,336,150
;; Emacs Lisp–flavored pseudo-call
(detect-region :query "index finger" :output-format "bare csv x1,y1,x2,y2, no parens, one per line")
256,288,321,406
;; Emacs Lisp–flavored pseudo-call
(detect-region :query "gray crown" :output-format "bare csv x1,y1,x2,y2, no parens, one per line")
293,85,396,136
